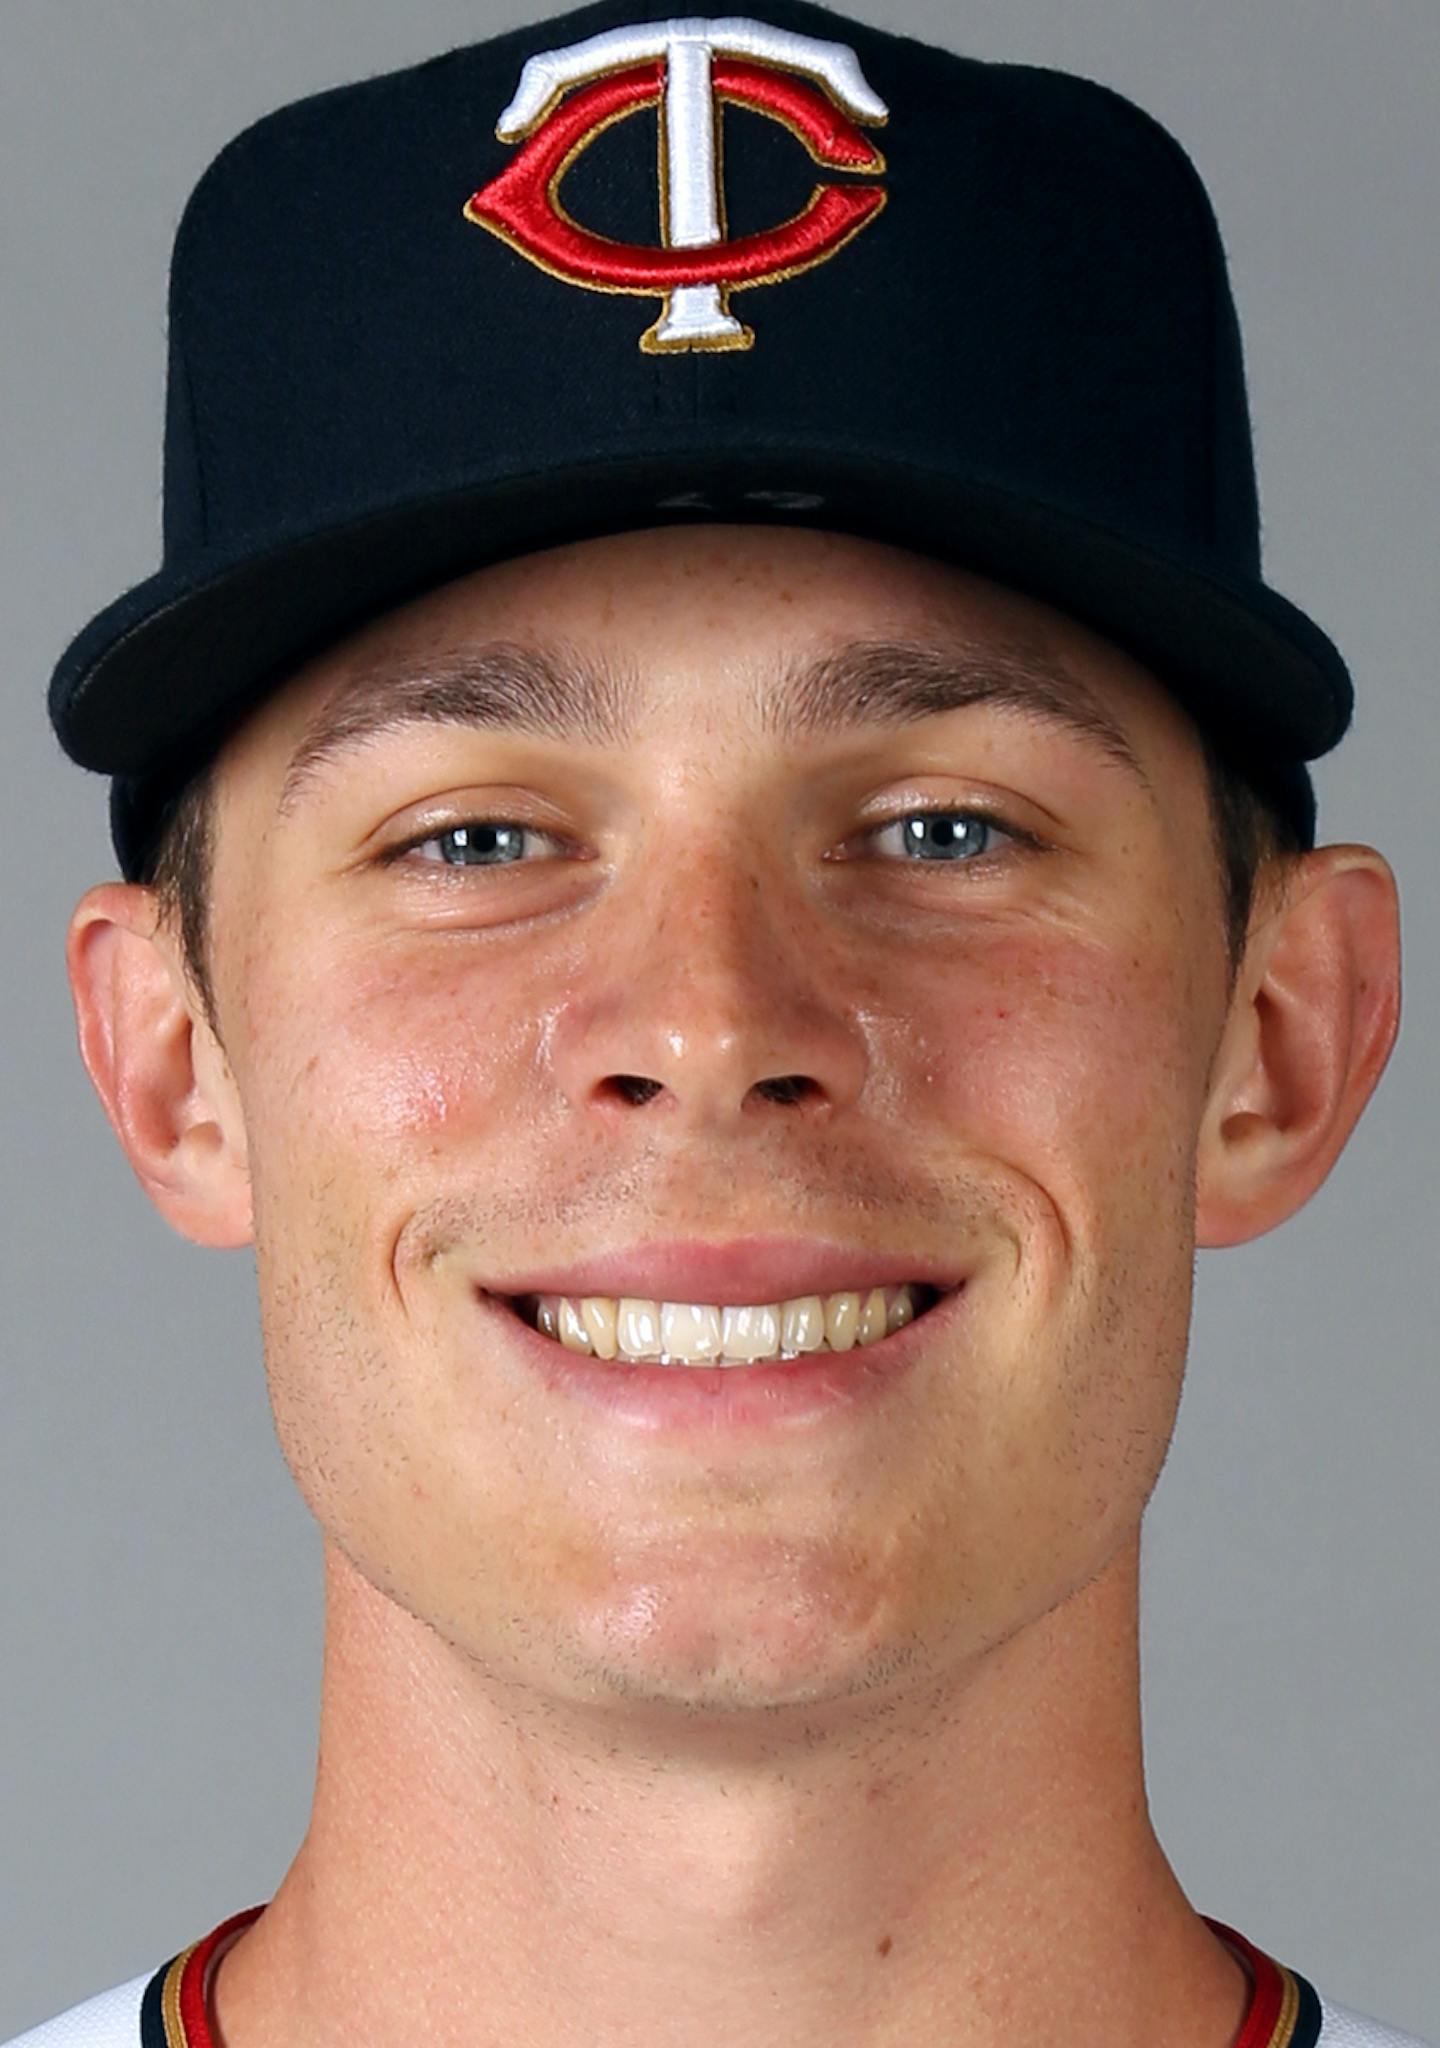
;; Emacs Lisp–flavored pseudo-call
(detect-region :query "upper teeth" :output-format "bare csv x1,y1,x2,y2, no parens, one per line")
522,1285,925,1365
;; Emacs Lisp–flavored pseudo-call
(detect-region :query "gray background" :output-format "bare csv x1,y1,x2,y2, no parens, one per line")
2,0,1436,2037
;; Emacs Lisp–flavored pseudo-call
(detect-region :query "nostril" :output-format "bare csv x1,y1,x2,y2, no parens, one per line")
601,1076,820,1108
609,1075,664,1106
757,1075,814,1105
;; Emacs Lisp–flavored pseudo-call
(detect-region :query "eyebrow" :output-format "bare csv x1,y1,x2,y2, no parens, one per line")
276,636,1153,815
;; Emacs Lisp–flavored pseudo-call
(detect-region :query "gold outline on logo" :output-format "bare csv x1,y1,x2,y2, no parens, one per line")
462,57,888,356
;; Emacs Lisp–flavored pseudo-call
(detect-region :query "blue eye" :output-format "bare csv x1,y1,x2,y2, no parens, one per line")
864,808,1023,865
396,821,563,866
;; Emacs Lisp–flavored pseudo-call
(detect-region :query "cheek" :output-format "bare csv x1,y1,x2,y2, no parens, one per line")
234,938,550,1361
899,920,1203,1199
240,939,545,1163
887,918,1205,1438
234,941,547,1540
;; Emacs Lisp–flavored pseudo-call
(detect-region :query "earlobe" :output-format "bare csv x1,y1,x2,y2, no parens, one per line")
65,882,253,1249
1195,846,1401,1248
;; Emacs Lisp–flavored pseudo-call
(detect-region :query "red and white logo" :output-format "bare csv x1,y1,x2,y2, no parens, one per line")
464,15,889,353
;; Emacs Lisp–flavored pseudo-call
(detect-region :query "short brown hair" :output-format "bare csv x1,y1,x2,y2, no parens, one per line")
145,727,1303,1049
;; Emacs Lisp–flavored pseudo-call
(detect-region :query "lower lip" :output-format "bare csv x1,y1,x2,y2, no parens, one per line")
477,1285,967,1432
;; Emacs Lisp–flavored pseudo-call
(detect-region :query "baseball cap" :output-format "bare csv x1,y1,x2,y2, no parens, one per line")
46,0,1352,878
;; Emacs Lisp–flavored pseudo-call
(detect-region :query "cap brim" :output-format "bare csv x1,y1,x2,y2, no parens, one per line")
49,441,1350,870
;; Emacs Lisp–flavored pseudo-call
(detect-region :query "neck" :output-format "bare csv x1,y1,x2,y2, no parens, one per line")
210,1533,1249,2048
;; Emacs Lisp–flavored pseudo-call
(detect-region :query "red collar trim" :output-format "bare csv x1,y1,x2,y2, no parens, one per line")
1202,1914,1308,2048
158,1904,1303,2046
157,1905,265,2048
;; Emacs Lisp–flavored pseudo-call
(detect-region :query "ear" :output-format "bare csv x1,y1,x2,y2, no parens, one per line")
65,882,253,1249
1195,845,1401,1248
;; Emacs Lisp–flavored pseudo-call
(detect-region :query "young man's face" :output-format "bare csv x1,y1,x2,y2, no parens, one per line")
187,525,1246,1717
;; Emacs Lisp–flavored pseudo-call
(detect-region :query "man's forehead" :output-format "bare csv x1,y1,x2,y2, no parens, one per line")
240,530,1172,817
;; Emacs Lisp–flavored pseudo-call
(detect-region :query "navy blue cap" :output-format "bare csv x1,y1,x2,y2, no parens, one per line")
47,0,1346,875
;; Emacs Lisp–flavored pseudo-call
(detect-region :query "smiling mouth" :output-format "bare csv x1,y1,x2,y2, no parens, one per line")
493,1282,951,1366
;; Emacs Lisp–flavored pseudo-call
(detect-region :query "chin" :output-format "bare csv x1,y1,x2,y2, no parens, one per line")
535,1552,934,1718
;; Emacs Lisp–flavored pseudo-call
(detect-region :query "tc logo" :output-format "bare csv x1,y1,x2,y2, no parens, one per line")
464,15,889,353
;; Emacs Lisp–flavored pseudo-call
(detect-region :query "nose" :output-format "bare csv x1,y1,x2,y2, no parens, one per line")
542,839,870,1135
